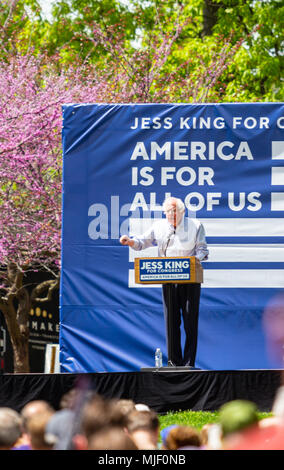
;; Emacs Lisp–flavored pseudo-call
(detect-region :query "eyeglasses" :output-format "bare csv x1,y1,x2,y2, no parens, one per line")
164,209,177,215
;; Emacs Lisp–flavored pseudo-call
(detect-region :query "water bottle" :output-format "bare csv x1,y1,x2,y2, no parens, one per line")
155,348,162,368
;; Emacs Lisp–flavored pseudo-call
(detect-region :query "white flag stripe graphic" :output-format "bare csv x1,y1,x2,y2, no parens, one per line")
204,269,284,288
271,167,284,185
129,244,284,263
128,269,284,289
207,245,284,262
129,218,284,238
271,193,284,211
129,246,158,261
272,141,284,160
199,218,284,236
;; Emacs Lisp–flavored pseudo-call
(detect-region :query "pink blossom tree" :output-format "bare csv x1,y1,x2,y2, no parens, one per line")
0,17,244,372
0,54,109,372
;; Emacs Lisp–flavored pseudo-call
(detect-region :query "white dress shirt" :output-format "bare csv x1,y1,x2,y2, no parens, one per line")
131,217,209,261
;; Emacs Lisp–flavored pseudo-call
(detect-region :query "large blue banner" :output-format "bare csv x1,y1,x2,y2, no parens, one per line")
61,103,284,372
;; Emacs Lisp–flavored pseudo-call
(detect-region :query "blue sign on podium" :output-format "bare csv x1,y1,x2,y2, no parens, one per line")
134,256,203,284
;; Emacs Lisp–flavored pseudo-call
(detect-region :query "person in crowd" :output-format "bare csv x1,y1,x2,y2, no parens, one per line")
111,399,136,422
114,399,150,415
120,196,208,368
160,424,178,449
0,407,23,450
26,410,55,450
13,399,55,450
221,395,284,450
44,386,88,450
125,409,160,450
72,393,129,450
227,421,284,450
21,399,55,424
87,426,138,450
44,408,76,450
163,425,202,450
218,399,260,449
200,422,223,450
58,388,79,410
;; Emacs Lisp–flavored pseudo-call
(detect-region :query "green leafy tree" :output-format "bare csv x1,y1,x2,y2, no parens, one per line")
129,0,283,101
211,0,284,101
0,0,137,64
40,0,138,64
0,0,47,58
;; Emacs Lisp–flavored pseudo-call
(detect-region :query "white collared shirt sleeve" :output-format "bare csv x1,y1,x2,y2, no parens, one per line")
195,224,209,261
131,226,158,251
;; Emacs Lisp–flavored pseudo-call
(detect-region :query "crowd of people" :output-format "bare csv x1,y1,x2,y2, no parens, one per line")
1,383,284,451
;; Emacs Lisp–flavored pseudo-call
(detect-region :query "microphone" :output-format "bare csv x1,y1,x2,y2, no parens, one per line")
164,227,175,256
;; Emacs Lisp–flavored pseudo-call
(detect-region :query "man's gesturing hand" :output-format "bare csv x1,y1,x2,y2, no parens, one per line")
120,235,134,247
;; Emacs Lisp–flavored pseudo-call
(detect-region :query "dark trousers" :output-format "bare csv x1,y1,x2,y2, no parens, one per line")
162,283,201,366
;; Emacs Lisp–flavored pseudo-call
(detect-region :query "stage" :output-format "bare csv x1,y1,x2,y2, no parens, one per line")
0,368,282,414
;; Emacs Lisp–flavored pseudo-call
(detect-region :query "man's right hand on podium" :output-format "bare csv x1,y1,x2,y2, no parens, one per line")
120,235,135,247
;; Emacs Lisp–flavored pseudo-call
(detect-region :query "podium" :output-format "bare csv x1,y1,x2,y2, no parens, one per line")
134,256,203,371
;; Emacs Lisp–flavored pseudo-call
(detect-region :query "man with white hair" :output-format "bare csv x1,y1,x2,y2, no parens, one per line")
120,196,208,368
0,408,23,450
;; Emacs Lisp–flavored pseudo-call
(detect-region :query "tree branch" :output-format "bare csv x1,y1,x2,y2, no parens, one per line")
31,278,59,304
